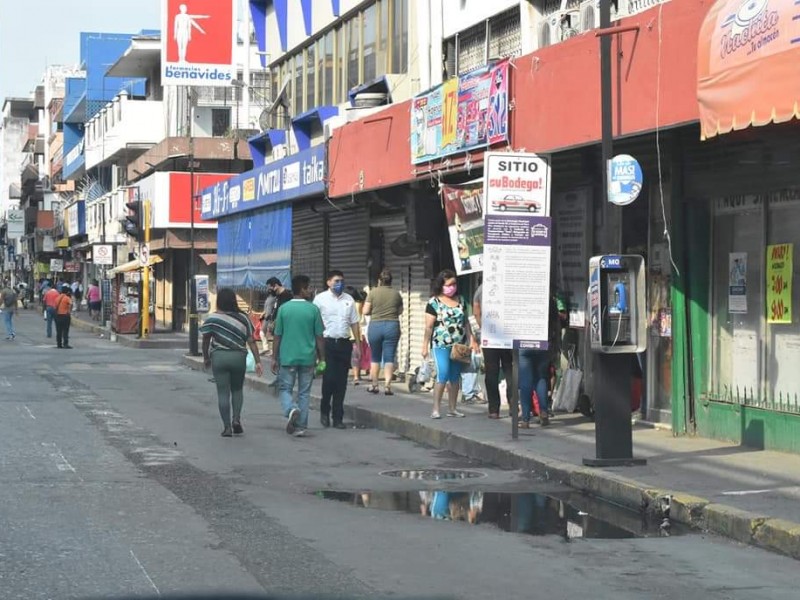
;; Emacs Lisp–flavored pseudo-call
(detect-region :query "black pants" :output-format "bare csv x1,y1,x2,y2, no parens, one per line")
321,338,353,424
484,348,513,415
55,314,71,348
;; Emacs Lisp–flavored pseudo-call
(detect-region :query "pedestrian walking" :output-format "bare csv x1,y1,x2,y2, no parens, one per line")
272,275,325,437
346,286,369,387
363,268,403,395
54,285,73,348
259,277,293,354
519,296,567,427
87,280,102,321
43,283,60,338
71,280,83,312
1,281,18,340
422,270,478,419
200,288,263,437
472,283,513,419
313,270,361,429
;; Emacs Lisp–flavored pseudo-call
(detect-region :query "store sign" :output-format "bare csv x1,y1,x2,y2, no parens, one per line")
64,260,80,273
484,151,551,217
482,150,554,350
411,60,509,165
65,202,85,237
607,154,643,206
6,209,24,237
767,243,793,324
161,0,237,87
94,244,113,265
200,145,326,220
441,181,484,276
65,138,84,167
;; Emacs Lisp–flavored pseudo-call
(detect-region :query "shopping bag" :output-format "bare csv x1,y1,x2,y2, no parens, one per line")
246,350,256,373
552,367,582,412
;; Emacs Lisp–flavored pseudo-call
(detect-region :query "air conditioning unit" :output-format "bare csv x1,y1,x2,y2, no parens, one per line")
546,9,581,43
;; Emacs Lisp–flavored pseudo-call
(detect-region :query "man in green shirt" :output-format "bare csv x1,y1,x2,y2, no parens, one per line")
272,274,325,436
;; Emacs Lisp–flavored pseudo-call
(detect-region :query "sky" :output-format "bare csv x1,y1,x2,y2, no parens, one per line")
0,0,161,101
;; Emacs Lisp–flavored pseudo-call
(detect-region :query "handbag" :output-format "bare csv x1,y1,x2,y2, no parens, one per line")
552,348,582,412
450,343,472,364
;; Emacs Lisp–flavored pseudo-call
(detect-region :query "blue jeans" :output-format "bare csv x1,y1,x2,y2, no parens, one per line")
367,320,401,365
3,309,15,337
278,365,314,428
45,306,55,338
519,349,549,422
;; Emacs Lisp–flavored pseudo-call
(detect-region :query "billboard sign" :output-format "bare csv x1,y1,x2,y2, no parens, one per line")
411,60,509,164
161,0,237,87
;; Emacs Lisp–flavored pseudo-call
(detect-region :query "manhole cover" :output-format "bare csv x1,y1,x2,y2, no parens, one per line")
380,469,486,481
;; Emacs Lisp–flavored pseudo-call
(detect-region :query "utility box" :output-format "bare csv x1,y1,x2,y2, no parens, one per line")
588,255,646,353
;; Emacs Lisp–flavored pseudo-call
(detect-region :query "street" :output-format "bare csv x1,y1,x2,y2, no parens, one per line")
1,310,799,600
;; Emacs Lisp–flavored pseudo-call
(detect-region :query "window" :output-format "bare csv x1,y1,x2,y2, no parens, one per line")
306,45,316,112
211,108,231,137
391,0,408,73
324,32,334,105
363,3,377,82
336,25,347,103
378,0,389,75
294,53,304,113
348,14,361,92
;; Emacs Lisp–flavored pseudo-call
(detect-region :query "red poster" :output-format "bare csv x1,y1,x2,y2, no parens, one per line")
169,172,231,225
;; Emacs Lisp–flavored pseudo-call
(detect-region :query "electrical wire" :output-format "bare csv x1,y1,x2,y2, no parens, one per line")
655,0,680,277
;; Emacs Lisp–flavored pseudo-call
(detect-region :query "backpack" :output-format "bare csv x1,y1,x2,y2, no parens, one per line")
2,290,17,308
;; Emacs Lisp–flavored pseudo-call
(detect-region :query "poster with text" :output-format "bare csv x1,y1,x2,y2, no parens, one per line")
481,216,552,350
484,151,551,217
767,243,793,324
441,181,484,275
411,61,509,164
728,252,747,314
554,189,590,327
161,0,237,87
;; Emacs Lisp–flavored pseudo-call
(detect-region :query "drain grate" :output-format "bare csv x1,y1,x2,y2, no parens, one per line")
380,468,486,481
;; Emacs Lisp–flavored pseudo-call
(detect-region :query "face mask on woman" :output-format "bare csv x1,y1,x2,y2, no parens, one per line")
442,284,457,298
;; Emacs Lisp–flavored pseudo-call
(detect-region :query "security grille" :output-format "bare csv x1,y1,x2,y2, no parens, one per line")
451,7,521,76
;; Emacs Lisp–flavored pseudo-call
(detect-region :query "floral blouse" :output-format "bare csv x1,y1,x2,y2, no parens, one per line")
426,296,467,348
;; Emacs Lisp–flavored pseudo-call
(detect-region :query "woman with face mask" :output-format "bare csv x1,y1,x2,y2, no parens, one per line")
422,269,479,419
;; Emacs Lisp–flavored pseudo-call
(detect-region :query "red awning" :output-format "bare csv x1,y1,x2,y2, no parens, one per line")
698,0,800,140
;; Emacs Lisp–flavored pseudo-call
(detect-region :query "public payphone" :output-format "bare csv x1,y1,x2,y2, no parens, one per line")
588,255,646,353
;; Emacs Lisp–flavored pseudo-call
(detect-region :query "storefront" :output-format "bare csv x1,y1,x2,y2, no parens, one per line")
201,144,326,310
681,0,800,451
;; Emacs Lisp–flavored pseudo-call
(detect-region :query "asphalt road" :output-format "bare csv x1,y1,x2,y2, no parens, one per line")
1,310,799,600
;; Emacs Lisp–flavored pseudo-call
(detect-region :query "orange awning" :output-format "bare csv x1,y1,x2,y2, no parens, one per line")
698,0,800,140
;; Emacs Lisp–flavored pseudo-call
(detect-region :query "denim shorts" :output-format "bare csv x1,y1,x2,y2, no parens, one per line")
367,320,401,365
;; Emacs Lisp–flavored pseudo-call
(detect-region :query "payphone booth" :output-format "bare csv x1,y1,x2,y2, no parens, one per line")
585,255,647,467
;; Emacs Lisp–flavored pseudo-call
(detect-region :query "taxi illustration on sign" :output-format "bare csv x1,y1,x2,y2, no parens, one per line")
492,194,541,213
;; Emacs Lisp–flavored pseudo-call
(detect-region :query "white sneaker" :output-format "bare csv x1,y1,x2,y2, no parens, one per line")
286,408,300,434
292,428,306,437
431,411,441,419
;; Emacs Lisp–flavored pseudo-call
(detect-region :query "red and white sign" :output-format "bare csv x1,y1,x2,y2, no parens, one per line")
137,172,230,229
484,151,551,217
161,0,237,87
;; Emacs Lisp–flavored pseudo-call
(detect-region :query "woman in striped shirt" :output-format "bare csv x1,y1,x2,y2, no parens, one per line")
201,288,263,437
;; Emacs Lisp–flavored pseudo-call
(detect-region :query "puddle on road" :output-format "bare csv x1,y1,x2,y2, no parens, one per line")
316,490,681,540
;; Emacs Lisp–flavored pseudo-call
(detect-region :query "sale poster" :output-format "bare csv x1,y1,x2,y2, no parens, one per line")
767,243,793,324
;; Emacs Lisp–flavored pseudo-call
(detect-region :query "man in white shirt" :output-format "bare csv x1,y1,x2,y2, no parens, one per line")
313,270,361,429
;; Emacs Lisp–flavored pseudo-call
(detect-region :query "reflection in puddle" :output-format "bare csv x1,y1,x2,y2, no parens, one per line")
316,491,676,540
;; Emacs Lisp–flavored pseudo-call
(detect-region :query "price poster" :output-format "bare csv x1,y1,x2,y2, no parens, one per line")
728,252,747,314
767,243,793,324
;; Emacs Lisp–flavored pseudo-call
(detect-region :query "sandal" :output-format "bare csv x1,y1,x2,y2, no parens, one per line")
431,411,442,419
385,388,394,396
447,410,466,418
367,385,380,394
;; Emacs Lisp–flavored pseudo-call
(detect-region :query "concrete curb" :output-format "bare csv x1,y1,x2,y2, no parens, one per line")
71,317,187,349
181,354,800,560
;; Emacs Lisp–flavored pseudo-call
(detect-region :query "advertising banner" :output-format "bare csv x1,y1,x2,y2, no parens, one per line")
161,0,237,87
195,274,210,313
441,181,484,275
200,145,326,220
767,243,793,324
411,60,509,164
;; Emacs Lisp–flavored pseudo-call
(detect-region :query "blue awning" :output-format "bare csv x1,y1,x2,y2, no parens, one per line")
217,204,292,290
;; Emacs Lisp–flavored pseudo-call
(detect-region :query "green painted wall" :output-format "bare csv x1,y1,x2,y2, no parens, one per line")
695,401,800,454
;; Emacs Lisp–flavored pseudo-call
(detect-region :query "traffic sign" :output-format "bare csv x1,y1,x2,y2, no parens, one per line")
94,244,113,266
139,244,150,267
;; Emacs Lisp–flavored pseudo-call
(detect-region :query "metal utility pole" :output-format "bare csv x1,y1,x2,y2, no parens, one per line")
142,199,152,338
188,86,199,356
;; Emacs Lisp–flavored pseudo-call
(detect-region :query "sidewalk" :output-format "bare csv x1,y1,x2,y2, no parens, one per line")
181,355,800,559
70,313,188,349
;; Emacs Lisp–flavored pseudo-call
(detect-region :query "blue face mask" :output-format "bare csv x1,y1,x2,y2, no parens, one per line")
332,281,345,295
